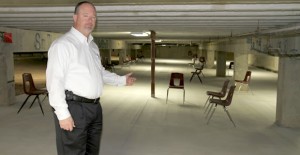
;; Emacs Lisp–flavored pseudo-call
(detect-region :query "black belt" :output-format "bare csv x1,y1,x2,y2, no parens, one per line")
65,90,99,104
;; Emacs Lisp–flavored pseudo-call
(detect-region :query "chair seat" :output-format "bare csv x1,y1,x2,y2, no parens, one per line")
27,89,48,95
235,79,247,83
191,69,201,73
206,91,223,97
169,86,184,89
210,98,229,106
188,63,194,66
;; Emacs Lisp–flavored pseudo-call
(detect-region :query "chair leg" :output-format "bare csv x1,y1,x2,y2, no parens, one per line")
204,96,215,114
204,100,212,114
29,96,38,108
205,102,214,118
166,88,169,104
207,104,217,125
238,83,243,92
41,93,48,103
196,74,202,83
17,95,31,114
190,73,195,82
223,106,236,127
201,71,205,78
183,89,185,104
203,95,211,108
29,95,45,115
237,83,253,94
247,85,254,95
37,96,45,116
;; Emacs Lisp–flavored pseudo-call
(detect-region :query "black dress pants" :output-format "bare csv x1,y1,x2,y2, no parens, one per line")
53,100,103,155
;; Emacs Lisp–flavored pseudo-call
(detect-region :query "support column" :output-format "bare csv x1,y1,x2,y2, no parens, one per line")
0,53,9,105
0,44,15,106
276,57,300,128
216,51,226,77
232,39,250,81
234,52,248,80
206,43,216,69
150,30,156,97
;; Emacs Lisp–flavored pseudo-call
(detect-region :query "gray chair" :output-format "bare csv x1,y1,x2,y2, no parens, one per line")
206,85,237,127
204,79,230,112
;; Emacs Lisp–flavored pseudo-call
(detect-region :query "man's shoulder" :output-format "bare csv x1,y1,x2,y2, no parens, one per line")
54,31,77,44
49,32,79,53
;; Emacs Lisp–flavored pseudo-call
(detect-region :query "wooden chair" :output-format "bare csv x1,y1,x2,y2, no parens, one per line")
235,70,252,93
17,73,48,115
166,73,185,104
206,85,237,127
204,79,230,112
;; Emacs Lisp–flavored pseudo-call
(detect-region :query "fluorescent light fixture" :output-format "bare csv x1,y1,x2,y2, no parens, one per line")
130,32,150,37
155,39,162,42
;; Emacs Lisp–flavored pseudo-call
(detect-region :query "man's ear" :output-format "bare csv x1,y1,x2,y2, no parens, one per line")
73,14,77,23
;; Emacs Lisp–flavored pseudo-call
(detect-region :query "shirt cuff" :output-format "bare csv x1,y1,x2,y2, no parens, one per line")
118,75,127,86
54,108,71,120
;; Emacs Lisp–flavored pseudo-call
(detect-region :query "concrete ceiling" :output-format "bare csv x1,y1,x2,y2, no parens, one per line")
1,0,300,44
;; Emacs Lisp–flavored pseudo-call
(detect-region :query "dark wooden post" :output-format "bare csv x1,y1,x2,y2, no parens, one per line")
150,30,156,97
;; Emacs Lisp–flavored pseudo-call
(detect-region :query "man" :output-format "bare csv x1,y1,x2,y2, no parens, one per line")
46,1,136,155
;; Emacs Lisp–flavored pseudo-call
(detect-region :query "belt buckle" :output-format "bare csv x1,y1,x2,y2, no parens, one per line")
93,98,97,104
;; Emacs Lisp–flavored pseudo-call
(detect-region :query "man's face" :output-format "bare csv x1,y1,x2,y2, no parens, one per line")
73,3,96,37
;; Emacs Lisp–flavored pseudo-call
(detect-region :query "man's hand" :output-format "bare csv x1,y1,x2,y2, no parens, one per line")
59,116,75,131
126,72,136,86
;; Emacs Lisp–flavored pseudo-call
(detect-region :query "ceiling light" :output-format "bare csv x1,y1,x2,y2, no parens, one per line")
130,32,150,37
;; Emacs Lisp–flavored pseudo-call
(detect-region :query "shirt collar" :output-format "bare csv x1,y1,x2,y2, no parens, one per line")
70,27,94,44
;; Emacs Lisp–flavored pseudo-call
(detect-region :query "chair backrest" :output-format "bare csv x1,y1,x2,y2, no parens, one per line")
220,79,230,96
198,63,204,70
22,73,37,94
243,71,252,83
169,72,184,87
199,56,206,63
224,85,236,106
192,58,196,64
229,62,234,69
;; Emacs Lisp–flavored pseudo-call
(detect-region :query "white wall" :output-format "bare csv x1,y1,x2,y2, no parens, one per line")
142,45,199,59
249,50,279,72
0,27,62,52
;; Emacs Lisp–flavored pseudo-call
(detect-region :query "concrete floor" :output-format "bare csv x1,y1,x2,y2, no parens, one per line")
1,58,300,155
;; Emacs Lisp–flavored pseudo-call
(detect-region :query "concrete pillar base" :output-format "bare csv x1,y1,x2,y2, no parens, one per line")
276,57,300,128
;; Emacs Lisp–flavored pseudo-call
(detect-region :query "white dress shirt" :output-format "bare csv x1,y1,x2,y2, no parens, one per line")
46,27,126,120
